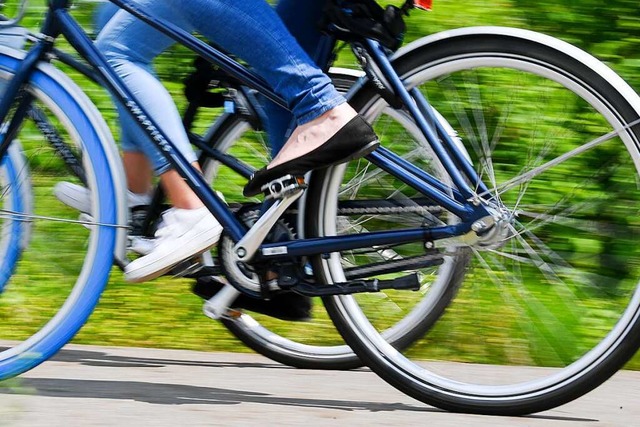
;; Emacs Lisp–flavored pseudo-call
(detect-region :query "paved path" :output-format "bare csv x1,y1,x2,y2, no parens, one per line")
1,343,639,426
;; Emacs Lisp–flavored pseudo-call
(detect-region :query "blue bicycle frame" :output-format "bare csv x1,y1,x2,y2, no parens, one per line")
0,0,492,263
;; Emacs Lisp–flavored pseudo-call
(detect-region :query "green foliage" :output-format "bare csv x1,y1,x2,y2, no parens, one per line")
512,0,640,89
3,1,640,370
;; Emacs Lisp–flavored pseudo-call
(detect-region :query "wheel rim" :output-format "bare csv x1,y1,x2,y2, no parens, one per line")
322,51,640,400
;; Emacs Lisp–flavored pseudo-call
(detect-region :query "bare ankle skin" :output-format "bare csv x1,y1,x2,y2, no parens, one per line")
123,151,153,195
160,164,205,209
268,102,357,169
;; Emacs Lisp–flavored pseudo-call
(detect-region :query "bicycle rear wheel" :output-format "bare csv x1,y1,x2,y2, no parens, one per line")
313,28,640,414
199,70,466,369
0,47,124,380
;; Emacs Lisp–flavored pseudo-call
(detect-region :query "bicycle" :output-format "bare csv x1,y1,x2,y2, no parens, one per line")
2,0,640,416
0,37,460,371
0,4,465,370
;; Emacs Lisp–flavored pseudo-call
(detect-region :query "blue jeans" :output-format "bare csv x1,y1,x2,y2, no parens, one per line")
264,0,330,157
95,0,343,174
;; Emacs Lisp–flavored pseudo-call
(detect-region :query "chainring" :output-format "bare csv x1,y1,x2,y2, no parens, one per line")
218,206,296,297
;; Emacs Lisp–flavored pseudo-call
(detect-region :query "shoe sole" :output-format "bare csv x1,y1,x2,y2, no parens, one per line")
337,139,379,165
125,224,222,283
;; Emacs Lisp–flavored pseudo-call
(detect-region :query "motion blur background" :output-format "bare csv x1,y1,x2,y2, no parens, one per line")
3,0,640,369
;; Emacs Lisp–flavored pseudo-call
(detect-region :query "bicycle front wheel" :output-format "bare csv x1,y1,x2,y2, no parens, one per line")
0,47,124,380
0,141,32,293
314,27,640,414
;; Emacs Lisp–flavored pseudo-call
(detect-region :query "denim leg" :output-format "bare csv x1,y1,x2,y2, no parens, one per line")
93,2,119,34
95,2,198,174
179,0,345,126
96,0,344,172
264,0,329,157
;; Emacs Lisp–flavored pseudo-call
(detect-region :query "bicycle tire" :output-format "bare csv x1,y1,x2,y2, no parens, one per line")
198,70,466,370
0,141,32,293
0,46,126,380
312,27,640,414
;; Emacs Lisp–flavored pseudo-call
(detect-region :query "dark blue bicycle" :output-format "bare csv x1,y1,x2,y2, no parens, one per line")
2,0,640,416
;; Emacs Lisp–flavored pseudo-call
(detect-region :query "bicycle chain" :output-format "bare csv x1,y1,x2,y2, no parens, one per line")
336,205,443,216
285,204,443,216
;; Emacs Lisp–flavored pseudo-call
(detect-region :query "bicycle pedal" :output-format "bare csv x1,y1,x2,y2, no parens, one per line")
262,174,307,200
293,273,421,296
170,255,206,278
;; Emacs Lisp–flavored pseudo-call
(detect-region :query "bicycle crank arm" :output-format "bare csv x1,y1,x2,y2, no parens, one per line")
234,175,305,261
202,281,241,320
292,273,420,297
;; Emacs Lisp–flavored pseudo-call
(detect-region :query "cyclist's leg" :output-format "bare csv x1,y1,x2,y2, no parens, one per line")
94,0,154,197
57,3,157,215
264,0,329,156
95,5,198,175
93,2,119,34
183,0,343,125
180,0,376,195
95,2,222,283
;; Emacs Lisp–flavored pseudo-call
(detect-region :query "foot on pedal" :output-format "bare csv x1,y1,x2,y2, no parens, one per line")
243,115,379,197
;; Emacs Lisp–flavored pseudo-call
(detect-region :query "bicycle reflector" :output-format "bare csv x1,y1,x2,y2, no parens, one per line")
413,0,432,10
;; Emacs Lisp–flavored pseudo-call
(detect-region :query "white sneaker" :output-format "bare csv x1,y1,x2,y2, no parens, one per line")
54,181,151,213
124,206,223,283
128,235,156,256
54,182,93,213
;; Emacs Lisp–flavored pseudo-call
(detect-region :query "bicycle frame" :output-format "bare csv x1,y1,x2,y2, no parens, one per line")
0,0,493,265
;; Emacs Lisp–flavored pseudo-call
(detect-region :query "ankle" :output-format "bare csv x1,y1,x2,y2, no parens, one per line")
300,103,357,136
321,102,357,123
269,103,358,168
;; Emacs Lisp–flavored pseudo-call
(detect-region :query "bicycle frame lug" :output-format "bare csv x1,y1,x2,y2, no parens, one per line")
471,220,488,233
435,212,510,250
36,33,56,44
469,196,482,207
